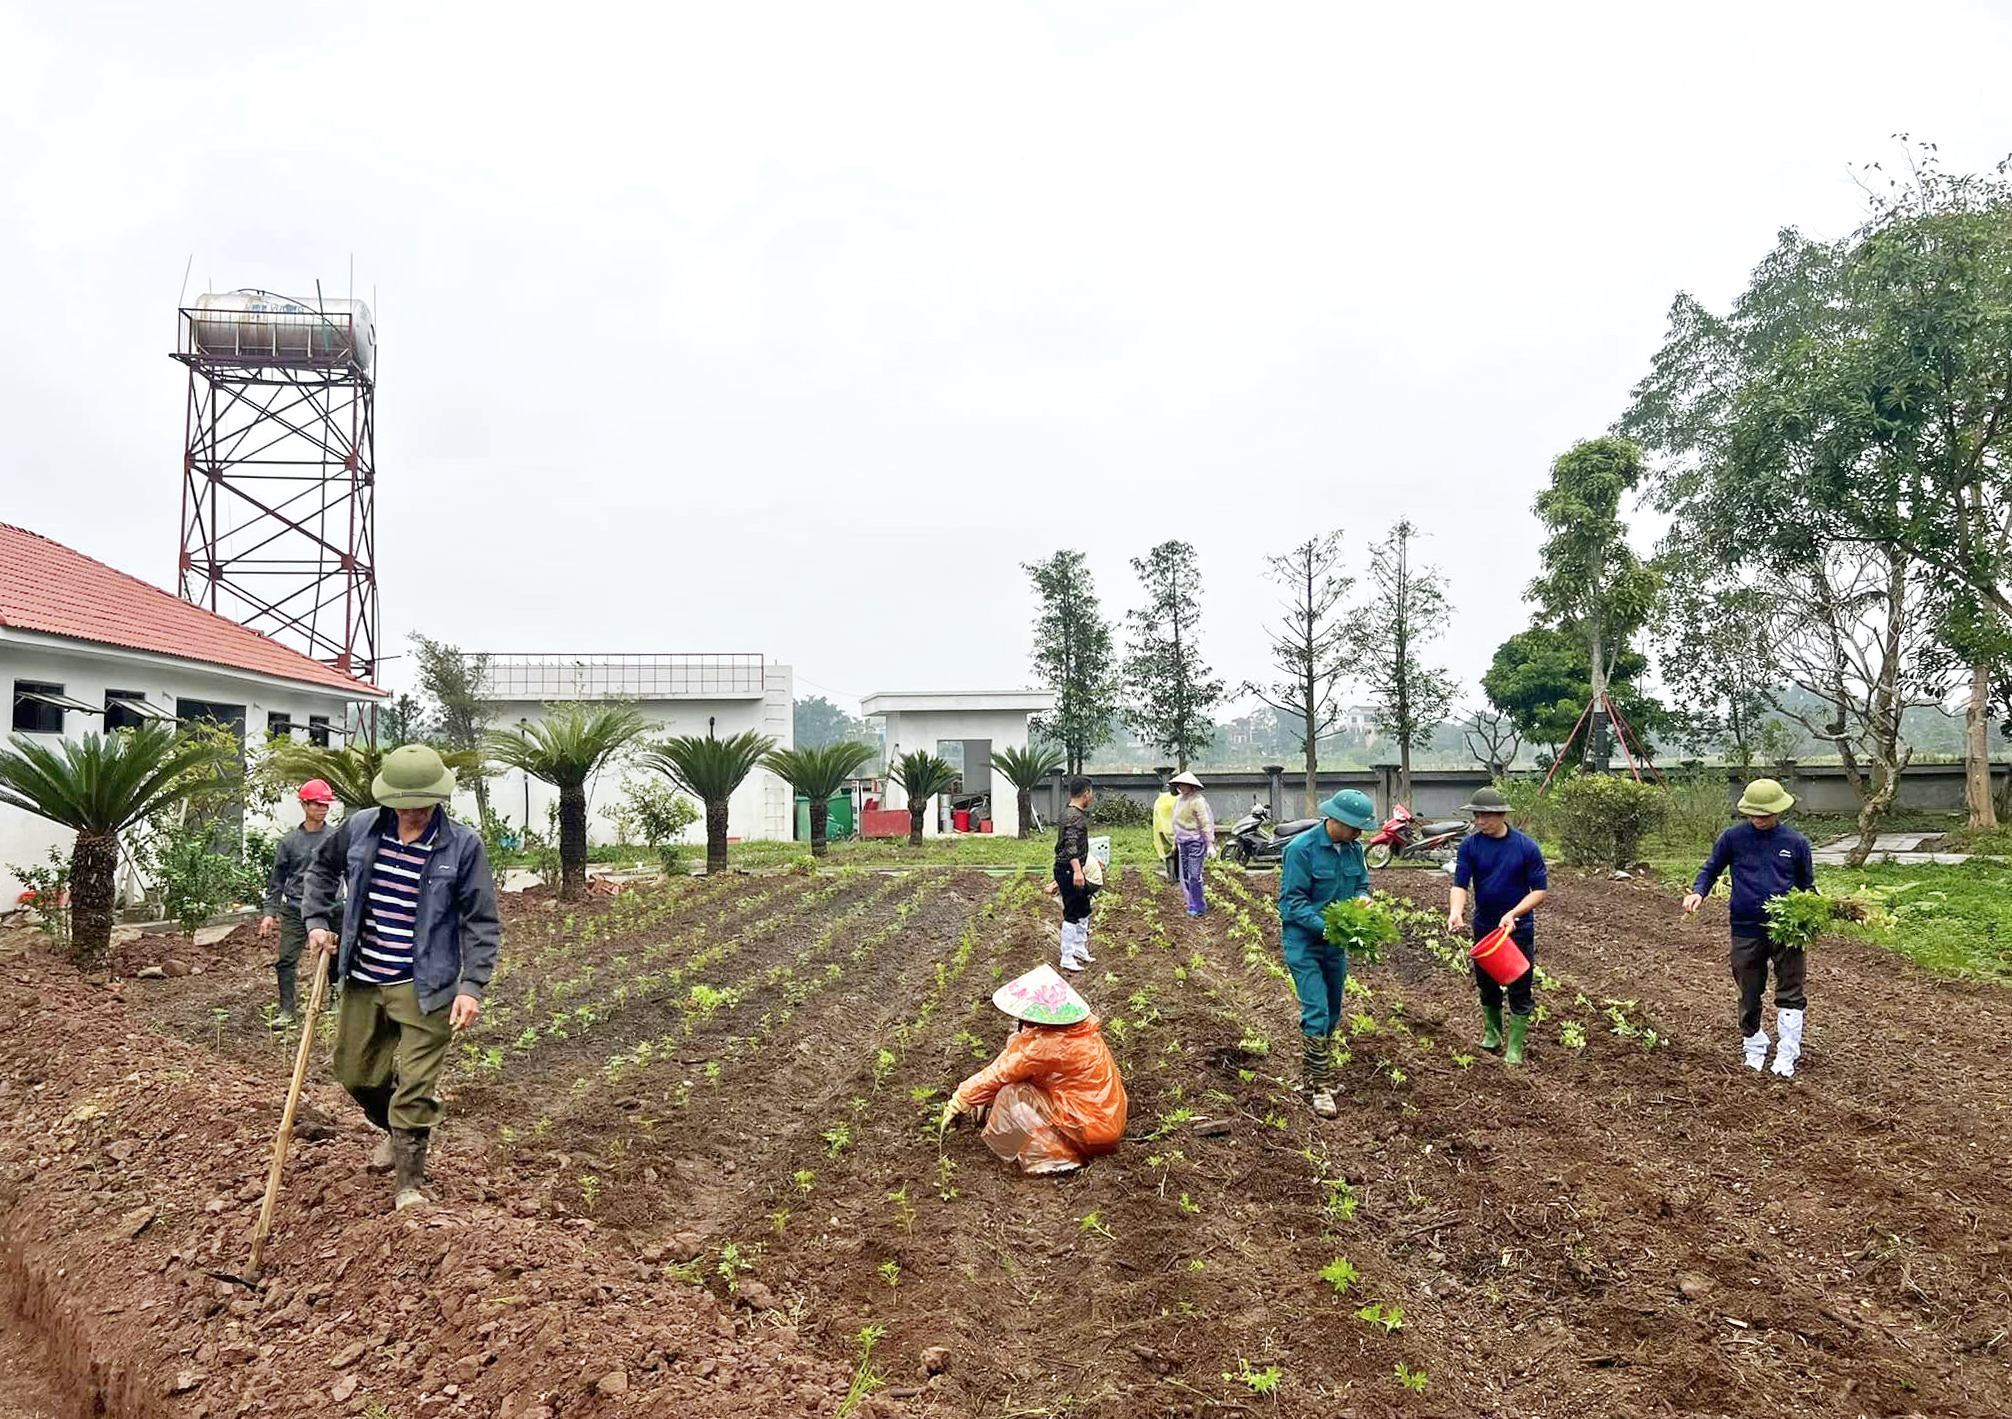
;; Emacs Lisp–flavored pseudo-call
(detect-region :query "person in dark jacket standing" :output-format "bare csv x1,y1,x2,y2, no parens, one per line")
1047,776,1097,973
257,777,336,1022
1447,788,1548,1067
303,745,502,1209
1683,777,1815,1077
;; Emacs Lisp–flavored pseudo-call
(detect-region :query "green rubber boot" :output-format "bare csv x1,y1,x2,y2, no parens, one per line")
1479,1002,1504,1054
1503,1012,1529,1067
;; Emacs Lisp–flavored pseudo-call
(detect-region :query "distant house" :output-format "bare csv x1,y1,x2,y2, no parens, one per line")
0,523,384,900
465,654,794,845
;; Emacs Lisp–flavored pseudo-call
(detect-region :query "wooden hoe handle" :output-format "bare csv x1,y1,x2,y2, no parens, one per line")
247,960,330,1278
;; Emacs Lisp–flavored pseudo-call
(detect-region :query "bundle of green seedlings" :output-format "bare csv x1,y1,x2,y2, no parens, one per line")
1323,896,1401,965
1762,888,1833,951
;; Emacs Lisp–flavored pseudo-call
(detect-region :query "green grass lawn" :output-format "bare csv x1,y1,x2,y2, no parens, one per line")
1815,858,2012,983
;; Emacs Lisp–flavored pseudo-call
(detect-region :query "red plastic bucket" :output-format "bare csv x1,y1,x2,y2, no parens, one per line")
1469,925,1530,986
979,820,993,834
953,809,971,832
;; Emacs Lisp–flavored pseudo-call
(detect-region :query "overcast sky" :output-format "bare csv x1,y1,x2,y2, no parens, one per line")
6,1,2010,718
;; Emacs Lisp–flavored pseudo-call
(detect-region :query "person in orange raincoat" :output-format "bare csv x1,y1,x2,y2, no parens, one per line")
940,964,1128,1175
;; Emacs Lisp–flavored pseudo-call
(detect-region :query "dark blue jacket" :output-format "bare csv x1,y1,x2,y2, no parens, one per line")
301,807,502,1013
1693,821,1815,939
1453,828,1547,944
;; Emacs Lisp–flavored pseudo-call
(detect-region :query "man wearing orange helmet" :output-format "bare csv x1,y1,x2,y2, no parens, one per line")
258,778,336,1022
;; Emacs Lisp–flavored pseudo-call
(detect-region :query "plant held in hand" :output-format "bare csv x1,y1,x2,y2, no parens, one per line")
1763,889,1833,951
1323,896,1400,966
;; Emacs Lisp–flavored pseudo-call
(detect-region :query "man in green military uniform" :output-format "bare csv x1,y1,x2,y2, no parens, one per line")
1276,790,1376,1119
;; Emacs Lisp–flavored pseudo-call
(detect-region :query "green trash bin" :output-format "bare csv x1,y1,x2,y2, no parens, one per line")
794,792,857,841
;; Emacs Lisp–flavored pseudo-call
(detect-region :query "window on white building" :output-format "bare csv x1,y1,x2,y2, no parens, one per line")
308,715,331,748
105,691,154,731
267,711,295,740
12,681,67,734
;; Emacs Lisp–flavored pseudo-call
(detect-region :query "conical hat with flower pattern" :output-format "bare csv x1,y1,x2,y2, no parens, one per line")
992,963,1091,1025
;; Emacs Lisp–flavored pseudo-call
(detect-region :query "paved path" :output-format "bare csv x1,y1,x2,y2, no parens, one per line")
1811,831,1987,866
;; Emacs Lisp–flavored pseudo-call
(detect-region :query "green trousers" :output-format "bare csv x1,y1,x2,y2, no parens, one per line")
332,981,453,1131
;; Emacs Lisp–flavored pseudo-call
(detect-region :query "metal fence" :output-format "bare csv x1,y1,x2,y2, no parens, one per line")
473,653,767,701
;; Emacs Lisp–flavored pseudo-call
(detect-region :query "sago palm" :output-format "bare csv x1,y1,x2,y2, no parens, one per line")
267,739,483,813
0,726,229,967
763,741,875,858
988,741,1065,839
889,749,961,846
485,705,649,900
645,731,775,873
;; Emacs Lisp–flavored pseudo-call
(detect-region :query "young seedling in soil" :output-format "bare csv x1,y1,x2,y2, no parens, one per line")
935,1154,959,1202
822,1124,853,1158
878,1260,901,1288
769,1208,789,1236
1355,1302,1405,1333
1224,1359,1284,1396
887,1186,918,1233
1561,1022,1588,1050
794,1169,816,1195
1077,1211,1114,1241
837,1324,887,1418
1319,1256,1359,1295
1393,1362,1429,1392
578,1173,601,1211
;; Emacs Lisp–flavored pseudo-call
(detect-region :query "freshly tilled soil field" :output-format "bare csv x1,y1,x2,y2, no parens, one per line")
3,859,2008,1419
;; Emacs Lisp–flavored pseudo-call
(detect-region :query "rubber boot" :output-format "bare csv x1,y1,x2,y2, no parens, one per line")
275,963,298,1022
1302,1033,1337,1118
1742,1030,1770,1071
391,1128,429,1210
348,1085,396,1171
1479,1002,1504,1054
1770,1009,1804,1078
1503,1012,1529,1067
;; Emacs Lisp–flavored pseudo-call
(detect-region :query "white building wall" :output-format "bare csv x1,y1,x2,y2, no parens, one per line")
0,632,370,901
457,664,795,847
876,706,1037,838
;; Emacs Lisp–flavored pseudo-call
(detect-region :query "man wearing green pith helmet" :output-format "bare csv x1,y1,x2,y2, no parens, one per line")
1276,790,1375,1119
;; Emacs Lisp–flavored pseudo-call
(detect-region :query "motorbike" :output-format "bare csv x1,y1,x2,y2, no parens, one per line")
1220,801,1321,866
1364,803,1470,869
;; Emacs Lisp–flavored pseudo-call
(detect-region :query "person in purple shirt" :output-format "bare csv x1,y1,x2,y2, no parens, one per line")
1684,777,1815,1078
1447,788,1548,1067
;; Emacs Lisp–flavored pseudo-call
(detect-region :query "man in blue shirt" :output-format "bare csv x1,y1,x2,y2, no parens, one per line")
1277,789,1376,1119
1448,788,1548,1067
1683,777,1815,1077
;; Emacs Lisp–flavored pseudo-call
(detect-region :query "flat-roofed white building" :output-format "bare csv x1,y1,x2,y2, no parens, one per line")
464,653,793,845
862,689,1056,838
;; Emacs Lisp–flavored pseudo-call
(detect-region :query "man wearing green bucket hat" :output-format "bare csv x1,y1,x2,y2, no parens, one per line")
302,744,502,1209
1683,777,1815,1077
1277,789,1375,1118
1449,787,1548,1066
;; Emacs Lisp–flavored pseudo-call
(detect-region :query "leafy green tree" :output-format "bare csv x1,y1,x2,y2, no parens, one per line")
0,726,229,967
263,739,484,813
1024,551,1120,774
793,696,874,753
1245,531,1352,814
645,731,775,873
888,749,961,846
763,742,876,857
988,741,1066,838
1483,629,1660,763
409,633,497,819
375,693,424,749
1648,563,1777,768
599,776,701,873
1123,540,1225,771
1527,438,1660,769
1348,521,1457,806
485,705,649,899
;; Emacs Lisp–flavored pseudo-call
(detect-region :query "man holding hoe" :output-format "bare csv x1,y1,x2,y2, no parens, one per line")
1683,777,1814,1078
1447,787,1548,1066
302,745,501,1210
257,777,337,1023
1277,790,1377,1119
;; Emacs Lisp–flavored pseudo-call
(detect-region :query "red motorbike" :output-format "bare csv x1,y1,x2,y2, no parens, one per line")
1364,803,1470,869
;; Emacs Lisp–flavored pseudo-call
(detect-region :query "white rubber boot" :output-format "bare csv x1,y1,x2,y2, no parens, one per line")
1770,1009,1804,1078
1742,1030,1770,1071
1059,922,1087,973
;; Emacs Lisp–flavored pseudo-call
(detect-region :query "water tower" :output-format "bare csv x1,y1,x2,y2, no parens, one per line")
172,289,379,681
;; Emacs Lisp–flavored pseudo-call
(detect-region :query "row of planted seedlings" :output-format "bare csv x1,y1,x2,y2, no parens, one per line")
1177,862,1465,1402
449,872,844,1089
560,871,962,1221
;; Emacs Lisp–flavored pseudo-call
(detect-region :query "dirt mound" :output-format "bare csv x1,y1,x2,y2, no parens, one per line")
0,935,856,1419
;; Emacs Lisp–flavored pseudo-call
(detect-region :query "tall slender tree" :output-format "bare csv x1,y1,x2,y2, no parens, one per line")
409,633,496,819
485,705,649,899
1244,531,1352,814
1123,540,1225,771
1023,551,1120,773
1349,520,1457,806
1527,439,1661,769
763,741,876,857
645,732,775,874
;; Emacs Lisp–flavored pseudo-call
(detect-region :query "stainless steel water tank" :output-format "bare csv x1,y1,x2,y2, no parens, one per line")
190,291,375,372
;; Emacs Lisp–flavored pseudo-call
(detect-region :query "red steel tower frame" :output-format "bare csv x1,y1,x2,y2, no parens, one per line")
172,299,379,681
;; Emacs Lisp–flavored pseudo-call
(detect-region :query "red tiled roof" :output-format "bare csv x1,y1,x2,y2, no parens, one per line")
0,523,382,696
